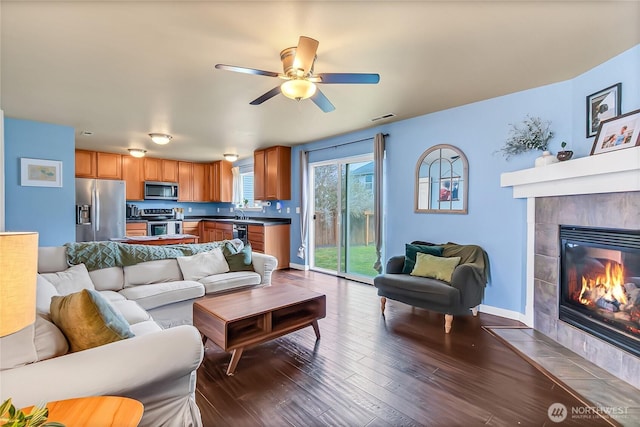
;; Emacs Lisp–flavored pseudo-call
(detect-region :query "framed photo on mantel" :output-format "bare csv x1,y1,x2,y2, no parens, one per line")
590,108,640,156
586,83,621,138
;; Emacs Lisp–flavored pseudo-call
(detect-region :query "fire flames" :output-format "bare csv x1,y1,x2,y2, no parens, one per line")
578,261,628,307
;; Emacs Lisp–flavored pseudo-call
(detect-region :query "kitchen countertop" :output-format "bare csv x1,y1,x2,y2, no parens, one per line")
126,216,291,226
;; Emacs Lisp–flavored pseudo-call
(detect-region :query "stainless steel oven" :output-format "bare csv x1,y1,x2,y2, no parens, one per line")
147,220,182,236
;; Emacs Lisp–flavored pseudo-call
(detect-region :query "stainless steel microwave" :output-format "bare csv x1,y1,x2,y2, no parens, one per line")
144,181,179,201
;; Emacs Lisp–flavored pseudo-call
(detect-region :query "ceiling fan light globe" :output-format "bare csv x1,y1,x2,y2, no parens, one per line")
281,79,316,100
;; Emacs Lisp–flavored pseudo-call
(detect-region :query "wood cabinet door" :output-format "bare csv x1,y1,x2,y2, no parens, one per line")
144,158,162,181
162,160,178,182
178,162,193,201
209,162,220,202
183,221,200,237
218,160,233,203
122,156,144,200
75,150,96,178
265,147,279,200
192,163,208,202
253,149,265,200
126,222,147,237
96,152,122,179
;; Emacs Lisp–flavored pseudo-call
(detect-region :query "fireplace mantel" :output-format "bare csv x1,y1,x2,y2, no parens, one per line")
500,147,640,198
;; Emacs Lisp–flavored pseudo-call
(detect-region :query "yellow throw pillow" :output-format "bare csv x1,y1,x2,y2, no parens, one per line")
50,289,134,352
410,253,461,283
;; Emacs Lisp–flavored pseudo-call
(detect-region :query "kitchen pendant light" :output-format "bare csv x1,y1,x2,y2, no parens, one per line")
281,79,316,100
148,133,172,145
223,153,239,162
128,149,147,158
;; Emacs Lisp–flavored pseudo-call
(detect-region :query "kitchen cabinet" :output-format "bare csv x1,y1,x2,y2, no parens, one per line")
183,221,201,241
123,156,144,200
75,150,122,180
144,158,178,182
125,222,147,237
75,150,96,178
254,146,291,200
248,224,290,270
178,162,193,202
209,161,233,202
201,221,217,243
215,222,233,241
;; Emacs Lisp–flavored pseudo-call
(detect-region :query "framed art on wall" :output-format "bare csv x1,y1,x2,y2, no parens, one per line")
20,158,63,187
590,108,640,155
586,83,621,138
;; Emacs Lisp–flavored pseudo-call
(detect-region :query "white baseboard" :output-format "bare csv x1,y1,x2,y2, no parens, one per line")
288,262,308,271
479,304,531,326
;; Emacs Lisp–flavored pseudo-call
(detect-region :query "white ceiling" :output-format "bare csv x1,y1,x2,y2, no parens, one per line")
2,1,639,162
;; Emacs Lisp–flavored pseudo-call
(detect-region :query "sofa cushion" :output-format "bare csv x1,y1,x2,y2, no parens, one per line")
411,253,461,283
0,323,37,370
129,320,163,336
34,314,68,361
374,274,461,307
109,299,153,325
98,290,127,302
199,271,261,294
177,248,230,281
123,259,183,288
36,274,60,315
224,244,254,272
40,263,95,295
118,281,205,310
50,289,135,352
89,266,125,291
401,244,444,274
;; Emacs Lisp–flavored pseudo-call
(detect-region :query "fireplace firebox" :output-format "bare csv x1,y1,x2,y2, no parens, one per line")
559,226,640,358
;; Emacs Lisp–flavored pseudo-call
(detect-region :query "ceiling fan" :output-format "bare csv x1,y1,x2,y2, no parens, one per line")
215,36,380,113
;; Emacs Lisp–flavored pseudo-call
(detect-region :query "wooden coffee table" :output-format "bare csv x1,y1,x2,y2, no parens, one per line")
193,284,326,375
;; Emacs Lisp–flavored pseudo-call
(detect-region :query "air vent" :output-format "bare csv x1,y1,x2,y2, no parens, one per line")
371,113,395,122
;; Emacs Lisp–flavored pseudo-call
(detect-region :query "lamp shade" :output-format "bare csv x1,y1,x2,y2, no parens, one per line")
0,232,38,337
281,79,316,100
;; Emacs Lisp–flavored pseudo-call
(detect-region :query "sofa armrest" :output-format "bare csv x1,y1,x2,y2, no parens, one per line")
450,264,486,308
385,255,405,274
251,252,278,285
0,325,204,409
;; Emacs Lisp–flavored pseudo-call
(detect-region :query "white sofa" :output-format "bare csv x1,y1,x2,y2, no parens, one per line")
0,242,278,427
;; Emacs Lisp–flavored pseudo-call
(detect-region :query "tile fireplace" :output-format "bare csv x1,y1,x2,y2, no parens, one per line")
501,147,640,389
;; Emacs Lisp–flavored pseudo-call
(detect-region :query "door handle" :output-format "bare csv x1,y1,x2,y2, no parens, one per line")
95,189,100,231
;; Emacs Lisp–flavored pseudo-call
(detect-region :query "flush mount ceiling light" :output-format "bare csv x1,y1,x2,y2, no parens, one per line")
280,79,317,100
128,149,147,158
148,133,172,145
223,153,239,162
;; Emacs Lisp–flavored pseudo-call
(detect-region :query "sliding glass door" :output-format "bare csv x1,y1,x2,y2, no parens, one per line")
310,155,378,283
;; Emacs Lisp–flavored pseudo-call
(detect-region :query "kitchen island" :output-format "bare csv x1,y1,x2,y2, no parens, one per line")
112,234,199,245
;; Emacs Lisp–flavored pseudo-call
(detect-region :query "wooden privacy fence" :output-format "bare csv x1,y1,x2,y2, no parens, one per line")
314,211,375,247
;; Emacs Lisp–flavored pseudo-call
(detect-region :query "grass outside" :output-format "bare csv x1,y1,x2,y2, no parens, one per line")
314,244,378,278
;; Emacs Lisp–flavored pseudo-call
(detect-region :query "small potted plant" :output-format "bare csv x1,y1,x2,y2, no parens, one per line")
0,398,65,427
556,141,573,161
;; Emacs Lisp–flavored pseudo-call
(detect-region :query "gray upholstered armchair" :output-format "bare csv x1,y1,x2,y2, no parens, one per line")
373,242,489,333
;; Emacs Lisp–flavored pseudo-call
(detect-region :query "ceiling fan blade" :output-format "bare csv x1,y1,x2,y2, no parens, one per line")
310,88,335,113
215,64,280,78
293,36,319,76
250,86,282,105
317,73,380,84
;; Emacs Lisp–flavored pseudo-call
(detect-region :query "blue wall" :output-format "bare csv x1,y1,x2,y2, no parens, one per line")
287,43,640,315
4,118,76,246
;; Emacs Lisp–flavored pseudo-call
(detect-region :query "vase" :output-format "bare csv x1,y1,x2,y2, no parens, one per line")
556,150,574,161
534,151,559,167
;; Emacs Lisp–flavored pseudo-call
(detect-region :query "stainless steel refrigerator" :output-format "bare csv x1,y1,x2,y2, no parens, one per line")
75,178,126,242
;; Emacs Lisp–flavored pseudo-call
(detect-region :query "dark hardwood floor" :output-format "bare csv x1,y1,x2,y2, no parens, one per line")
195,270,612,426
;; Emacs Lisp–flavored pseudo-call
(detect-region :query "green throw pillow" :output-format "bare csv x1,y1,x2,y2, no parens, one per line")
50,289,134,352
224,243,254,272
402,243,444,274
410,253,461,283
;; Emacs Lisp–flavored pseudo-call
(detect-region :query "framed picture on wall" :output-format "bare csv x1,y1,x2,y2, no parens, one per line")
20,158,63,187
590,108,640,155
586,83,621,138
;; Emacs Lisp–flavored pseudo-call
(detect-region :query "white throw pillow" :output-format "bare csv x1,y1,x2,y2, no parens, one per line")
36,274,60,315
177,248,230,281
40,263,95,296
34,315,68,361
